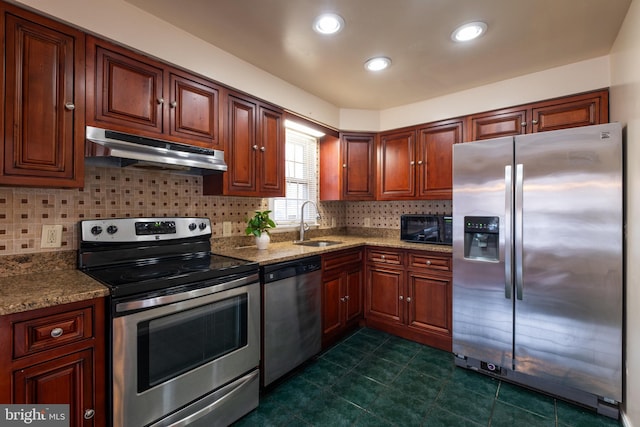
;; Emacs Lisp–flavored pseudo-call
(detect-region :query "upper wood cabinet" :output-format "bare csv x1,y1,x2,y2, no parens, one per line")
86,36,221,149
203,90,285,197
466,89,609,141
377,118,464,200
0,2,85,188
320,132,376,201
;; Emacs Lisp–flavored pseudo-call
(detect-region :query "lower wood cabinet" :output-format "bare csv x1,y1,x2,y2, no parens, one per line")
0,298,106,427
321,248,364,348
365,247,452,351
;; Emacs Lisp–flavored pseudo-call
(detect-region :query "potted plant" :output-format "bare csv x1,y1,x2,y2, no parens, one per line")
245,210,276,249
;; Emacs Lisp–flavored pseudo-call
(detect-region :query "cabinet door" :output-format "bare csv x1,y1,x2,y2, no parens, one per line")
257,105,285,196
377,129,416,200
168,71,220,148
342,133,376,200
87,36,164,135
345,267,364,323
531,90,608,133
366,266,403,324
406,271,451,337
1,7,84,187
467,107,529,141
226,94,257,194
322,273,344,339
417,119,463,199
13,348,95,427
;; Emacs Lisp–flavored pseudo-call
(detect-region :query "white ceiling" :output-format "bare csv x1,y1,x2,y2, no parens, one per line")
125,0,631,110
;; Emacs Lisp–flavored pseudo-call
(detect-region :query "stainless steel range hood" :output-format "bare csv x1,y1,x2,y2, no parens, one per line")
85,126,227,175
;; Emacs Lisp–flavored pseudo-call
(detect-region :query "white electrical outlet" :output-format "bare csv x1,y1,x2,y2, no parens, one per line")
364,217,371,227
223,221,232,236
41,224,63,248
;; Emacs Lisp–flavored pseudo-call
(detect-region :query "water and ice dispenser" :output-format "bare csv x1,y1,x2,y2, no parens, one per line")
464,216,499,261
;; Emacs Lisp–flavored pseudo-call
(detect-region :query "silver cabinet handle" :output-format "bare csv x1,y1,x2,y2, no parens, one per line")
170,101,177,108
260,146,266,152
532,119,538,125
399,295,403,301
252,145,258,150
417,160,423,165
380,255,386,260
157,98,164,105
340,297,346,302
344,295,349,301
84,409,95,420
410,161,415,166
64,102,75,111
342,164,347,168
50,327,63,338
406,297,411,303
426,260,432,265
520,121,527,127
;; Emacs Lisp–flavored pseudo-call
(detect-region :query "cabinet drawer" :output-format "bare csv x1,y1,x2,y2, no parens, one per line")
323,249,363,271
367,249,404,266
13,306,94,359
408,252,451,272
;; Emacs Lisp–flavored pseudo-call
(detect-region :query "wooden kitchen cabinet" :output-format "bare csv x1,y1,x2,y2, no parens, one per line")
0,2,85,188
203,90,284,196
321,248,364,348
86,35,221,149
377,118,464,200
0,298,106,427
466,89,608,141
365,247,452,351
320,132,376,201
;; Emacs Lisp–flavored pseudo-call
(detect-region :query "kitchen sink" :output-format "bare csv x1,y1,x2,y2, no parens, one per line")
293,240,343,247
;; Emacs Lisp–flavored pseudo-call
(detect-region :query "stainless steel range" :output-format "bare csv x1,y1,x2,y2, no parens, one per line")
78,217,260,427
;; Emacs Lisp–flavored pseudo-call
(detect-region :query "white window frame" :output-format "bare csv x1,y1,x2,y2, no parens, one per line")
269,127,319,228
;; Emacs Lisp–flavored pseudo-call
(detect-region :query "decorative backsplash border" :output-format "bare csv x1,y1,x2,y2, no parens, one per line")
0,166,451,256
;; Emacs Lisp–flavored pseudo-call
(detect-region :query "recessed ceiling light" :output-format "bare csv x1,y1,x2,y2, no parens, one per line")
451,21,487,42
364,56,391,72
313,13,345,35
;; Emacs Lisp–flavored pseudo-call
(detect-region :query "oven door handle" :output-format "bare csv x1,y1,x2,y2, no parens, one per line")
115,273,259,313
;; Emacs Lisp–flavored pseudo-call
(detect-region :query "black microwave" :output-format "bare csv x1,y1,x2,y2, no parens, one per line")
400,214,452,245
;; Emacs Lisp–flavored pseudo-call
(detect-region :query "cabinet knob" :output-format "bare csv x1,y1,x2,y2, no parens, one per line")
157,98,164,105
344,295,350,301
532,119,539,125
50,327,63,338
252,145,258,150
84,409,95,420
410,161,415,166
406,297,412,303
426,260,432,265
64,102,75,111
380,255,386,260
418,160,424,165
340,297,346,302
170,101,177,108
260,146,266,152
399,295,403,301
342,164,347,168
521,121,527,127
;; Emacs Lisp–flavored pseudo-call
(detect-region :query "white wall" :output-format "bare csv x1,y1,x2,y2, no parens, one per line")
610,0,640,425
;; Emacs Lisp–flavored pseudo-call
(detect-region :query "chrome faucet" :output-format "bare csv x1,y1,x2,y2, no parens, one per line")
298,200,320,242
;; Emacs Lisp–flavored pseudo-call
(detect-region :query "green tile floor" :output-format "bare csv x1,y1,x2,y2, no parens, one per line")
233,328,621,427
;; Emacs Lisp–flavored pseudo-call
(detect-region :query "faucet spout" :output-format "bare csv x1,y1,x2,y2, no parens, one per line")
299,200,319,242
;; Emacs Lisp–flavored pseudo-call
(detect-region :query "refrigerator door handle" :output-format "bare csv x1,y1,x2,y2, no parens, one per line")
515,163,524,300
504,165,512,299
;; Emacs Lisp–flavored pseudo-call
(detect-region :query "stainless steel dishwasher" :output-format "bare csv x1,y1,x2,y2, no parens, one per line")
261,255,322,387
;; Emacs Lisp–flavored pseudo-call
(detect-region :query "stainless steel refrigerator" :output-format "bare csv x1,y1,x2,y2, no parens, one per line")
452,123,623,418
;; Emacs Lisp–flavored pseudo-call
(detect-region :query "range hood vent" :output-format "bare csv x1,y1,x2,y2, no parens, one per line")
85,126,227,175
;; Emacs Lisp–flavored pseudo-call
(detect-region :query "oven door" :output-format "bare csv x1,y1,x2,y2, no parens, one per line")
111,275,260,427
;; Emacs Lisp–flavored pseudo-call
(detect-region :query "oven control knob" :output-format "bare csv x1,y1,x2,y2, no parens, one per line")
199,222,207,230
189,223,197,231
107,225,118,235
90,226,102,235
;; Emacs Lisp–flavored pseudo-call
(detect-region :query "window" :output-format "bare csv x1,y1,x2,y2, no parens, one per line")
270,127,319,227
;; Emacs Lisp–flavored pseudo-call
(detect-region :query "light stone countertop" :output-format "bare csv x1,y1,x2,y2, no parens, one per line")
0,235,451,316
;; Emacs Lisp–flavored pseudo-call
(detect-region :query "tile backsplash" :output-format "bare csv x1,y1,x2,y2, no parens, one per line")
0,166,451,255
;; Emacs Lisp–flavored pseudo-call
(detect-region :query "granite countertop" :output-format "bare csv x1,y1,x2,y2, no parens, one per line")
0,235,451,316
215,235,452,265
0,269,110,316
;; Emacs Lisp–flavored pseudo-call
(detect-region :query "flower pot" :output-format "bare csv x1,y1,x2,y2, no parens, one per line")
255,233,271,250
